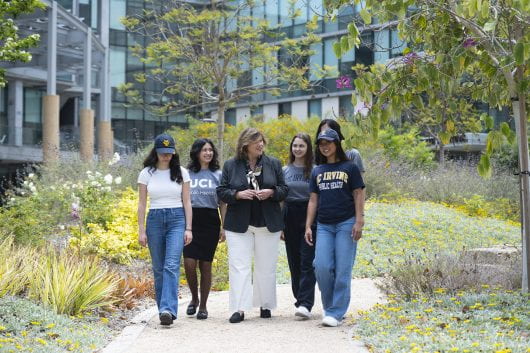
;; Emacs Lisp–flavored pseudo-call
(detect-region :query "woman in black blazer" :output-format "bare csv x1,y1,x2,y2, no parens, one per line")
217,127,288,323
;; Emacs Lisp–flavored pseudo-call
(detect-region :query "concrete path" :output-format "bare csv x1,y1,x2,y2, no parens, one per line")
101,278,385,353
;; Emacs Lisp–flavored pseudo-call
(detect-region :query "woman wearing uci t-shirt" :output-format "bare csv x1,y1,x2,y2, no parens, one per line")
183,138,226,320
137,133,193,326
305,128,366,327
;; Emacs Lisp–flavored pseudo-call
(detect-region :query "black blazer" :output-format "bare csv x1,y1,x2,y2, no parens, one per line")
217,155,288,233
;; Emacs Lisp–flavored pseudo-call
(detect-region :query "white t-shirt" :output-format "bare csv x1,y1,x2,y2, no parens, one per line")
137,166,190,209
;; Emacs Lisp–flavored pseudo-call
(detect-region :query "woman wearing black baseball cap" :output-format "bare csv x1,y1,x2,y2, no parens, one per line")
137,133,193,326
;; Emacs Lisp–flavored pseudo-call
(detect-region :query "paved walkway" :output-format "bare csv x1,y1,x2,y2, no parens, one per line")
102,279,385,353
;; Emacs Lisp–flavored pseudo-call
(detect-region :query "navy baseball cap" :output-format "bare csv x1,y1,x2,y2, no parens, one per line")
154,133,176,154
317,128,340,143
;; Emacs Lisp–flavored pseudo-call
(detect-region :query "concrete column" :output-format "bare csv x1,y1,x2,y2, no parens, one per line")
263,104,279,122
97,121,113,160
80,29,94,162
97,0,112,160
236,107,251,124
7,80,23,146
80,108,94,162
291,100,308,120
42,95,60,163
322,96,340,119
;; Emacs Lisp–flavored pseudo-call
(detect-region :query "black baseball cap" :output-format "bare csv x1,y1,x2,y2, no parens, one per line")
154,133,175,154
317,128,340,143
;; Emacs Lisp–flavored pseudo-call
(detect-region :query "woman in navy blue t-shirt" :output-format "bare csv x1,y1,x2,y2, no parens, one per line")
304,128,366,327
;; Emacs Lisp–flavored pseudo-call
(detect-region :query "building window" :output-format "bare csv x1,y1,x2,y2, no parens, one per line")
390,29,405,57
279,102,292,116
374,29,390,63
0,87,6,142
279,0,291,27
355,32,374,66
309,42,323,81
265,0,279,27
23,88,43,145
339,95,354,119
110,46,127,88
110,0,126,30
225,109,236,125
324,39,338,77
308,98,321,119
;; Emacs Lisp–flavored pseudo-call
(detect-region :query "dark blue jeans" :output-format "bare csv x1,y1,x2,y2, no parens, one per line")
146,207,185,318
283,201,316,311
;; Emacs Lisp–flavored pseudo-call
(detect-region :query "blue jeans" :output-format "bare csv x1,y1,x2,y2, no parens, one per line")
146,207,185,318
314,217,357,320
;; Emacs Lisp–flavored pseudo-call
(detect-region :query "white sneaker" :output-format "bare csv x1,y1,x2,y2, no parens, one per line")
295,306,311,319
322,316,340,327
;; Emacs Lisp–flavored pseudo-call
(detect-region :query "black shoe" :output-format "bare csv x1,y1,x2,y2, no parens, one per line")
197,310,208,320
159,311,173,326
260,308,271,318
229,312,244,323
186,303,197,316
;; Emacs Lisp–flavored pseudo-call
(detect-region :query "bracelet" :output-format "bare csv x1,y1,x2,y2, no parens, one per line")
186,228,192,231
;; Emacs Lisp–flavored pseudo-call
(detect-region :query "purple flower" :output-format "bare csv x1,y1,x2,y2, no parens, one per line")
403,52,419,65
463,38,477,48
354,101,371,117
336,76,352,89
71,201,80,220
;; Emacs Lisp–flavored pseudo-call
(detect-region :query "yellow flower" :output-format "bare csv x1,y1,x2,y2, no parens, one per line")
0,326,5,331
45,323,55,329
100,317,109,324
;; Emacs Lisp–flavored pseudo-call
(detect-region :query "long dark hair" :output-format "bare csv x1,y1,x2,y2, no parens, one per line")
314,140,348,165
187,138,220,173
143,148,183,183
315,119,346,141
288,133,313,179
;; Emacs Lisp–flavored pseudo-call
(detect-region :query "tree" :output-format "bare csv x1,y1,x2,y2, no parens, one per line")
0,0,44,87
327,0,530,291
121,0,320,160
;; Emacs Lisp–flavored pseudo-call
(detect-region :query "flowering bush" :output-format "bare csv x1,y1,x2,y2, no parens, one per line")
70,187,149,264
355,289,530,353
357,200,520,277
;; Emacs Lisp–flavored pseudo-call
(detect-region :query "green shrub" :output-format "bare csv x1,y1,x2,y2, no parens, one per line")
0,238,35,297
70,187,149,264
27,251,119,316
0,296,110,353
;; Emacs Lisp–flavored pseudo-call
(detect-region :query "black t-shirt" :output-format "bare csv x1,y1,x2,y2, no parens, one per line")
309,160,365,224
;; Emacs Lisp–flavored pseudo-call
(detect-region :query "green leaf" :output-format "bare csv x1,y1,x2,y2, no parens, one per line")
439,131,451,145
480,0,490,18
348,23,359,39
500,122,511,138
482,113,494,130
333,41,342,58
341,36,350,54
360,8,372,25
483,21,496,32
514,42,525,66
477,154,492,178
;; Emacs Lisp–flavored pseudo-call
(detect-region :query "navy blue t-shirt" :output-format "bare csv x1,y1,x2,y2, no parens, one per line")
309,160,365,224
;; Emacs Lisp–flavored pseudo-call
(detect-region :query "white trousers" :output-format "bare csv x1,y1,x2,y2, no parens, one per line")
225,226,281,312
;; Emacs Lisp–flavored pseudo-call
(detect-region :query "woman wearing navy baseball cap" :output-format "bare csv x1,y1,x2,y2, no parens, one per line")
137,133,193,326
305,128,366,327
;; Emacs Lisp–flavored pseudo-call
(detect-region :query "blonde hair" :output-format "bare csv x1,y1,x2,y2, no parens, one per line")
236,127,267,160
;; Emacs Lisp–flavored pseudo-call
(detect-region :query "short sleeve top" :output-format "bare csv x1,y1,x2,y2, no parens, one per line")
309,161,365,224
138,166,190,209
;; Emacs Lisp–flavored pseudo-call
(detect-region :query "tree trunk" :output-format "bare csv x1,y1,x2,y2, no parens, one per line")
216,102,226,163
512,95,530,293
439,143,445,168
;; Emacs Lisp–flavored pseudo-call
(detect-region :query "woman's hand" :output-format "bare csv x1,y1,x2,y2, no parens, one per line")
138,231,147,247
304,227,313,246
184,230,193,245
236,189,256,200
352,219,364,241
256,189,274,201
219,229,226,242
280,231,285,241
